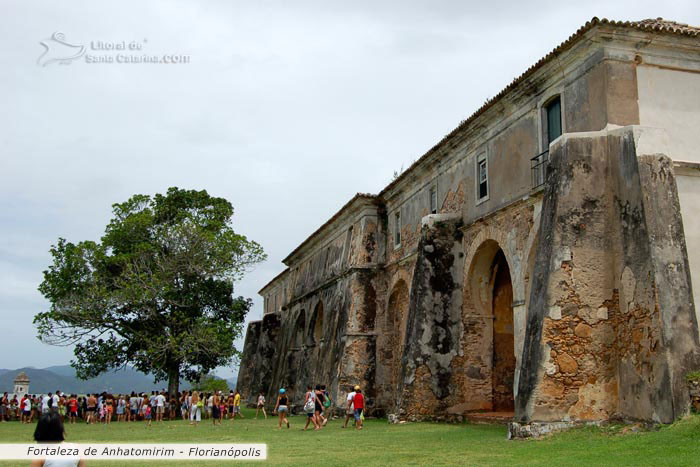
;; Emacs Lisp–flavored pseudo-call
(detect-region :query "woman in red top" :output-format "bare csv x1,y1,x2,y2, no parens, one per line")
352,388,364,430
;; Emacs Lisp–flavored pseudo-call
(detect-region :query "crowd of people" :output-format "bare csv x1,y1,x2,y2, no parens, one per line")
18,383,366,467
0,389,246,426
2,384,367,431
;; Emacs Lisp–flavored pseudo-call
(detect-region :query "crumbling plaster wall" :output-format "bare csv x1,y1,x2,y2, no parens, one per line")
516,126,699,428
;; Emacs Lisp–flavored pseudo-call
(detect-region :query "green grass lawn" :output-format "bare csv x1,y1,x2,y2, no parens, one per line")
1,409,699,466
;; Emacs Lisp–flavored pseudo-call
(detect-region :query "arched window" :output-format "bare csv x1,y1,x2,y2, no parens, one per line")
312,301,324,343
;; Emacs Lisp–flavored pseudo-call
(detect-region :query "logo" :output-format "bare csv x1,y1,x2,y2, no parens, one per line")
36,32,191,66
37,32,85,66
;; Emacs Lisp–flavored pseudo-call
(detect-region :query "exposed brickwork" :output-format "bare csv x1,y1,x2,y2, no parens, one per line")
441,181,465,214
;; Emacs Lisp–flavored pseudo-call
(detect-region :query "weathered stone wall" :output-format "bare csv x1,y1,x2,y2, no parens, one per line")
395,215,464,418
516,127,699,427
237,313,281,407
239,23,700,432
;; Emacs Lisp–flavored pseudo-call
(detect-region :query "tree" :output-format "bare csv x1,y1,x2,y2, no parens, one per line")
192,373,230,393
35,187,266,400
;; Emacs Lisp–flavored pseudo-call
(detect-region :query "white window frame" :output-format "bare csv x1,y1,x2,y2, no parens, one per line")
537,90,566,152
394,211,401,248
475,153,489,205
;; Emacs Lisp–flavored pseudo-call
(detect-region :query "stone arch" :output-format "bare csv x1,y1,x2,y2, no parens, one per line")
310,301,324,344
386,279,410,389
292,309,306,349
466,239,515,318
464,227,519,306
464,236,517,412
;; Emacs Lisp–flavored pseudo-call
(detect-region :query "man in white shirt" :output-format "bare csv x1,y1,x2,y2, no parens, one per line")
154,392,166,422
41,394,51,414
342,386,357,428
22,395,32,423
207,393,214,420
51,391,60,413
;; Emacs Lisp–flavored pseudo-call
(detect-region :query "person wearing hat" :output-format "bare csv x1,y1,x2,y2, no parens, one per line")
342,385,358,428
352,387,364,430
273,388,290,429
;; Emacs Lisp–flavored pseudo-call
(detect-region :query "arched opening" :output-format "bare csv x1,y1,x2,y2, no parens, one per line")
292,310,305,349
491,250,515,411
465,239,516,415
386,280,409,389
312,301,324,343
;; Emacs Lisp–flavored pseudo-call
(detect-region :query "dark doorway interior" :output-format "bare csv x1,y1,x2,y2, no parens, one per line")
492,250,515,411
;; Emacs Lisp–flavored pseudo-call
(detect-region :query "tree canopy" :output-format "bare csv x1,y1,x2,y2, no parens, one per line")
35,187,266,398
192,373,230,394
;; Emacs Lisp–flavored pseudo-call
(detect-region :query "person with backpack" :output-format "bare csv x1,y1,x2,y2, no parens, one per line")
342,385,356,428
314,385,327,427
303,385,319,431
321,384,332,423
273,388,290,429
352,387,365,430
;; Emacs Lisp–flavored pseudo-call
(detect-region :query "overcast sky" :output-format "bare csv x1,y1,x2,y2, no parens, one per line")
1,1,699,379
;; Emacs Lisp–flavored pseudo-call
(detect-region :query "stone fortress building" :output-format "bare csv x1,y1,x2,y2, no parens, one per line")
237,17,700,436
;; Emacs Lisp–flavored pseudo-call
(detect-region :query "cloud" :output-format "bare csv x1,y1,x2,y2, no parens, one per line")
1,0,698,378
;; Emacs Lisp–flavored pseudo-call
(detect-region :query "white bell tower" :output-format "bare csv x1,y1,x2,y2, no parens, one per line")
13,372,30,397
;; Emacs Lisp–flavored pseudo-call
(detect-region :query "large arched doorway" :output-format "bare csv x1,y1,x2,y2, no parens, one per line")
465,239,516,415
491,250,515,411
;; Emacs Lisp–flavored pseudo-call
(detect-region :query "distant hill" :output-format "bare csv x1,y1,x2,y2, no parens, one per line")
0,366,199,394
0,367,77,394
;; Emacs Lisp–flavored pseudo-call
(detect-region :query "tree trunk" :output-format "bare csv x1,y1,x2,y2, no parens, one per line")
167,365,180,400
